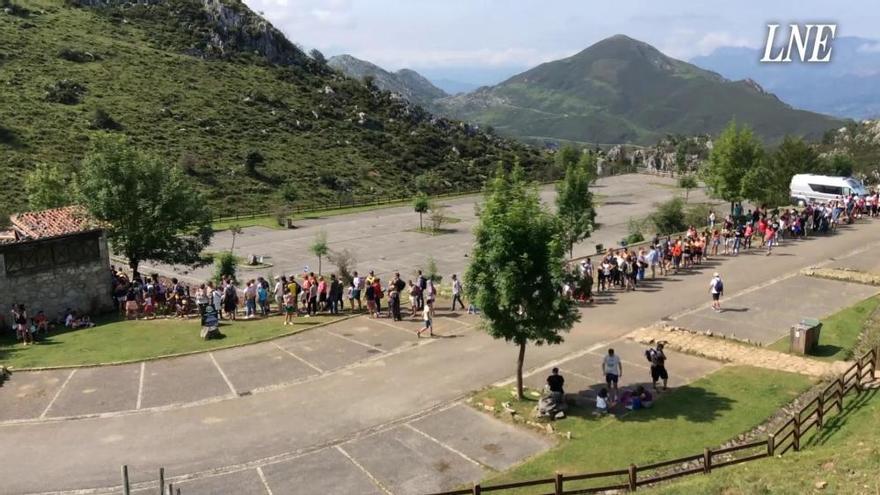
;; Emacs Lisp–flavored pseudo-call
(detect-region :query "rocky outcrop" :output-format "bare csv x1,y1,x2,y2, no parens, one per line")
200,0,307,66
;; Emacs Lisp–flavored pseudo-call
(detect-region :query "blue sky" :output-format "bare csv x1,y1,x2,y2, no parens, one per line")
243,0,879,83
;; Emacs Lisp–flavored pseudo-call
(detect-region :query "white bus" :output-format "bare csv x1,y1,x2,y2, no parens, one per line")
790,174,867,205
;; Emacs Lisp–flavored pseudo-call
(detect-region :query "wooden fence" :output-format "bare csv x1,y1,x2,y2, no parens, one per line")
427,348,878,495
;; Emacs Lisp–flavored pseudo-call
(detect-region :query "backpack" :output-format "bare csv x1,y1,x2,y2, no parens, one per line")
645,349,655,363
715,279,724,293
224,285,237,303
365,285,375,299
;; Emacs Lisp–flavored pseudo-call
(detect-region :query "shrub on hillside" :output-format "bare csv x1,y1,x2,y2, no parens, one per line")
58,48,98,63
90,108,122,131
45,79,86,105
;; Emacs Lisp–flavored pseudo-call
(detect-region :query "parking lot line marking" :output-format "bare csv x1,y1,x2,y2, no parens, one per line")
209,353,238,396
271,342,324,373
335,445,394,495
327,330,387,353
136,362,146,410
369,317,421,335
40,369,77,419
403,423,486,469
256,467,274,495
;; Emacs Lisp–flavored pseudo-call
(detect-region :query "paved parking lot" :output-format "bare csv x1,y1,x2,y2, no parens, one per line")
673,273,878,345
0,315,479,423
139,175,715,284
131,404,553,495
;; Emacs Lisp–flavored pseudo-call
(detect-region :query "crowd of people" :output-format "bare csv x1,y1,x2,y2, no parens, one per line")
104,266,476,338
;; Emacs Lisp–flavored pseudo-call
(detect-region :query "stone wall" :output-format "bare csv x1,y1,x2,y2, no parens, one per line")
0,233,114,325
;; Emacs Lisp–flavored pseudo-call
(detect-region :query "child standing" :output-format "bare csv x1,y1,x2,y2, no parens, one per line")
283,292,296,325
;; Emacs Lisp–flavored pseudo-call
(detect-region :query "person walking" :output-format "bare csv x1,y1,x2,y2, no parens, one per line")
351,271,364,311
647,343,669,391
450,274,465,311
416,270,427,310
273,276,285,314
601,348,623,404
417,302,433,338
710,272,724,312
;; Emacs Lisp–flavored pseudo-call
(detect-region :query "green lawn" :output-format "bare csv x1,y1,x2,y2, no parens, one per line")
767,296,880,361
0,313,345,369
646,388,880,495
472,366,812,493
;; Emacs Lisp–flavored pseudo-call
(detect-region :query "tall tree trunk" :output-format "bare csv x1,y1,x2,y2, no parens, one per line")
231,234,236,254
129,259,139,280
516,340,527,400
318,255,322,275
419,212,423,231
685,189,690,203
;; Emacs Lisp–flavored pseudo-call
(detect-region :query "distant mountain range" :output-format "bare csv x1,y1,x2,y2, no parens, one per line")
328,54,447,110
691,37,880,120
435,35,842,145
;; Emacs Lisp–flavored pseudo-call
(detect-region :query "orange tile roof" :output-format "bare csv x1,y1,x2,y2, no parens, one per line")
7,206,99,242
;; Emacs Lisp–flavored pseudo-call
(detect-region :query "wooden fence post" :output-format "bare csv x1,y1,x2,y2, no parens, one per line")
628,464,638,491
158,467,164,495
472,482,481,495
836,378,844,413
555,472,564,495
168,483,173,495
793,414,801,452
767,433,776,456
817,394,825,429
703,447,712,474
122,465,130,495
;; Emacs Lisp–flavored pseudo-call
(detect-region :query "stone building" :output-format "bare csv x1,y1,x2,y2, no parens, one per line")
0,206,113,323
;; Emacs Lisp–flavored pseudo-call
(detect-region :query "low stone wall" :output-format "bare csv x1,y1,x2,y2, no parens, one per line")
0,234,114,323
801,267,880,286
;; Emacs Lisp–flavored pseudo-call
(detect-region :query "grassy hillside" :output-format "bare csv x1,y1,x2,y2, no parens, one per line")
437,35,844,146
0,0,548,215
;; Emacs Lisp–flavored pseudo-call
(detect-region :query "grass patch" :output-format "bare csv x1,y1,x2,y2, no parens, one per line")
472,366,812,492
646,388,880,494
0,313,343,369
767,295,880,361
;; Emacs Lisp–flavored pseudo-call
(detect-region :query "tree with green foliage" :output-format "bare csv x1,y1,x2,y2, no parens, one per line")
677,175,698,203
556,158,597,257
310,230,329,274
741,136,817,207
25,163,71,210
74,135,212,277
675,140,689,176
465,165,580,399
279,182,298,204
577,151,599,185
214,251,238,284
818,153,855,177
702,121,764,212
650,197,686,234
413,192,429,230
554,144,580,177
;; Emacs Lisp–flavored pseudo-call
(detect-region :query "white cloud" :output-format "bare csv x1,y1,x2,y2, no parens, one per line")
858,42,880,53
660,30,757,59
349,47,575,71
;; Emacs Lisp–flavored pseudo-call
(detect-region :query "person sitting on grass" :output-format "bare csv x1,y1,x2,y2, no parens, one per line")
594,388,609,416
32,310,49,337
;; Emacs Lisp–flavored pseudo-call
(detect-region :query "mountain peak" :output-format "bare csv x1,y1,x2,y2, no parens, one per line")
328,54,447,109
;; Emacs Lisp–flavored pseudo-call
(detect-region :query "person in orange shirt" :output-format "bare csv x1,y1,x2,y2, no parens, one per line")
671,242,683,273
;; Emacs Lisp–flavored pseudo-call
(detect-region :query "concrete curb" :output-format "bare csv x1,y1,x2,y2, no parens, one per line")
8,313,360,372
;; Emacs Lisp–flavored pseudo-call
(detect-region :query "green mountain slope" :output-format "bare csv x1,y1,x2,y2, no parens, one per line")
0,0,546,214
436,35,844,145
328,54,447,111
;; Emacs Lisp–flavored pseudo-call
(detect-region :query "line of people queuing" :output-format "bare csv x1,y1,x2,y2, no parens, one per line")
560,197,873,304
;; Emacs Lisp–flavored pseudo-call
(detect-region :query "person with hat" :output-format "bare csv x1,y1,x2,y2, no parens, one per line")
709,272,724,312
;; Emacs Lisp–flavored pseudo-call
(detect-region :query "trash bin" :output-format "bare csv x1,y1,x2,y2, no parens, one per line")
790,318,822,355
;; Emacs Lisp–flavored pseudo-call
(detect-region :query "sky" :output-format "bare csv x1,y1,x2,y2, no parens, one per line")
243,0,880,85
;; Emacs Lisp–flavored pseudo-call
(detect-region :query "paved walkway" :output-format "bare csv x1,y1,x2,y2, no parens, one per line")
630,327,851,377
3,215,880,494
